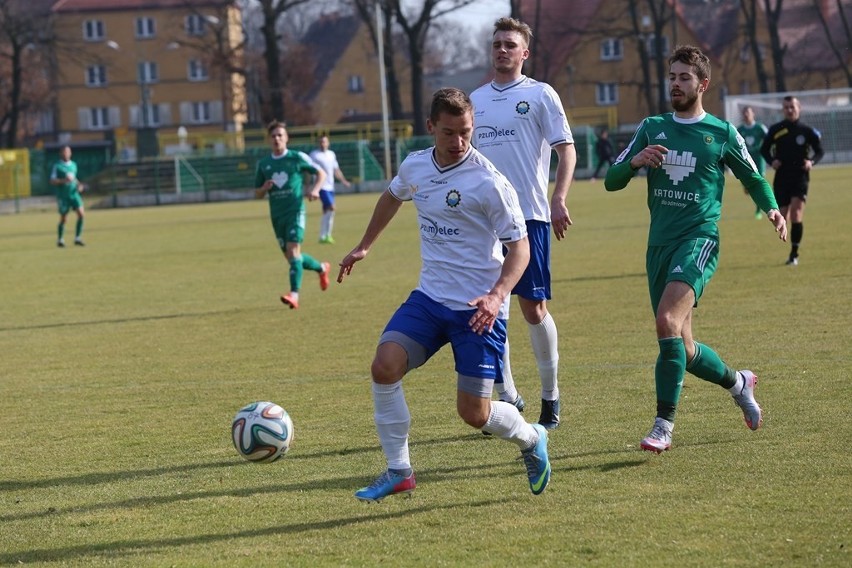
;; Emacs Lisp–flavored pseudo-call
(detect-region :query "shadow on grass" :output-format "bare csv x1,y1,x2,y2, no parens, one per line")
0,308,250,332
0,433,474,494
553,271,645,285
0,497,511,564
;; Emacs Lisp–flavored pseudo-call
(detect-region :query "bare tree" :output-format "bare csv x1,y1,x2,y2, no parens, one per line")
812,0,852,87
763,0,787,92
256,0,313,122
739,0,771,93
390,0,478,135
0,0,52,148
627,0,655,116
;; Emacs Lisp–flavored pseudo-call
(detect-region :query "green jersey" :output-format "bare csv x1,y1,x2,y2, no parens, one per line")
737,121,768,172
255,150,319,219
51,159,79,200
605,112,777,246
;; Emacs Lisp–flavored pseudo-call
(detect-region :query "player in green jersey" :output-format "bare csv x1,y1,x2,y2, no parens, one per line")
605,46,787,453
50,145,86,247
737,106,769,219
255,120,331,309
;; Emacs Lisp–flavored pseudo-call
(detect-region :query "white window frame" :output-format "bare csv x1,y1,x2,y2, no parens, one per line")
135,17,156,39
137,61,159,84
600,38,623,61
85,65,107,87
595,83,619,106
645,34,670,59
90,107,110,129
347,75,364,93
188,59,209,81
192,101,211,123
83,20,105,41
185,14,206,36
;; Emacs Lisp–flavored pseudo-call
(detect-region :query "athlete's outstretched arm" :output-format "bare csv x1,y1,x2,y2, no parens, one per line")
337,190,403,283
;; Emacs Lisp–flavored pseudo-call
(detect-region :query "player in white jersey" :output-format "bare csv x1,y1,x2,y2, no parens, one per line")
309,135,350,244
470,17,577,430
337,88,551,502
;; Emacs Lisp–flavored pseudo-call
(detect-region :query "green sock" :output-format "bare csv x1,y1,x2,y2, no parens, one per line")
75,218,84,238
300,252,322,272
655,337,686,422
289,256,303,292
58,223,65,240
686,342,737,388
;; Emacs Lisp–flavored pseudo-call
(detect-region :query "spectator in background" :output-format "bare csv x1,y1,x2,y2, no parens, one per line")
310,135,351,244
590,129,615,182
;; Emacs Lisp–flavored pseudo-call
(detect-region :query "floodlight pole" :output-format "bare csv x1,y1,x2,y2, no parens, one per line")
376,1,392,180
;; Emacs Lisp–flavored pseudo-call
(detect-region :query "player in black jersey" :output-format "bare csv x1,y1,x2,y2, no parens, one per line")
760,96,824,265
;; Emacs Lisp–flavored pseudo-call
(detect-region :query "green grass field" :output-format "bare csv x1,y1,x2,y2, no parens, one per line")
1,167,849,566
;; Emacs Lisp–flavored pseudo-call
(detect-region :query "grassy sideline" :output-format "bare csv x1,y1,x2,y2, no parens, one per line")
0,167,849,566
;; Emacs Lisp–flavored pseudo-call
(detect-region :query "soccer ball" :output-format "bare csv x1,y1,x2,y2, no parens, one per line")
231,401,294,462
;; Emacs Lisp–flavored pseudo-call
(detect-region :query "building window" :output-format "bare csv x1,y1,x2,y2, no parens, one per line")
645,34,670,58
83,20,105,41
600,38,623,61
85,65,107,87
185,14,206,36
596,83,619,106
188,60,209,81
347,75,364,93
135,17,156,39
192,101,212,123
135,104,161,127
137,61,159,84
90,107,111,129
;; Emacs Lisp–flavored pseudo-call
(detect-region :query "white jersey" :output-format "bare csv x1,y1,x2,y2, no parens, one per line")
309,149,339,191
471,75,573,222
389,146,527,319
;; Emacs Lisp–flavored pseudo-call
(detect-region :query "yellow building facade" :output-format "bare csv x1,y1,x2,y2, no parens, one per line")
50,0,245,157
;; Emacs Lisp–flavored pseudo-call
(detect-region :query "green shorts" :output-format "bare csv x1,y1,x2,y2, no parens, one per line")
646,237,718,314
271,208,306,248
58,194,84,215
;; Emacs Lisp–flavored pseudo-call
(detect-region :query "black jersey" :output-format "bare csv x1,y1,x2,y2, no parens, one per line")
760,119,824,180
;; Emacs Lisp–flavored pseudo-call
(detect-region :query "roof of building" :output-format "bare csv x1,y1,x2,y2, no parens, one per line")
52,0,230,13
299,13,364,103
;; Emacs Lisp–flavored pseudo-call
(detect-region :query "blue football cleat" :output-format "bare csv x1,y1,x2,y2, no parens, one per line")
354,470,416,502
522,424,551,495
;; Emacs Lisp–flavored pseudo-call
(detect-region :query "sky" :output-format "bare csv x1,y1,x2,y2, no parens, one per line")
450,1,510,30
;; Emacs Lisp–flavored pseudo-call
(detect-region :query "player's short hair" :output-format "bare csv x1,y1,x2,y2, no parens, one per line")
493,17,533,47
429,88,473,123
783,95,799,105
669,45,711,82
266,120,286,135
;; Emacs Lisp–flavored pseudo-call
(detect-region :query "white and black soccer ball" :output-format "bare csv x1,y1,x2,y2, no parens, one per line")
231,401,294,462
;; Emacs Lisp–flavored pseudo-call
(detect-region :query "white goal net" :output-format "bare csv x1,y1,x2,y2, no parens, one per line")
724,88,852,164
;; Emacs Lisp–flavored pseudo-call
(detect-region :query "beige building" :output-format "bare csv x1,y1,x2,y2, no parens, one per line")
516,0,849,128
50,0,245,156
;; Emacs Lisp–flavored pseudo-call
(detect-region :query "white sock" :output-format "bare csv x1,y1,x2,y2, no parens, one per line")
482,400,538,451
528,312,559,400
325,210,335,236
728,372,744,395
494,339,519,402
372,381,410,471
319,214,329,239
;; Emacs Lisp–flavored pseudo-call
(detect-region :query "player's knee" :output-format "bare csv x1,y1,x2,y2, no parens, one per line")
457,403,488,428
655,312,680,337
520,299,547,324
371,348,406,384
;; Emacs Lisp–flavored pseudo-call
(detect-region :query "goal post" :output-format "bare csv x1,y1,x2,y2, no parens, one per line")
724,88,852,164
